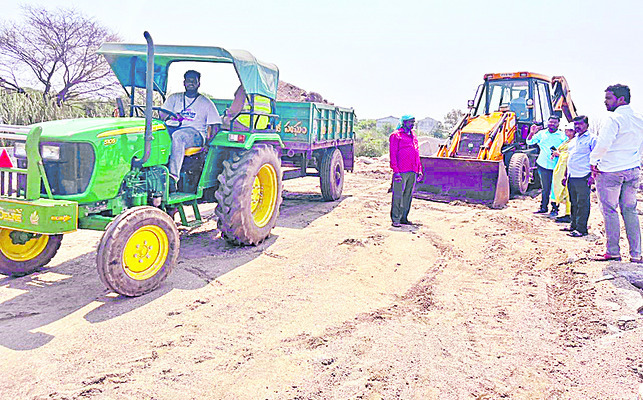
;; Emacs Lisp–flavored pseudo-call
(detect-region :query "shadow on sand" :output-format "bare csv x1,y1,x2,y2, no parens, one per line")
0,190,345,350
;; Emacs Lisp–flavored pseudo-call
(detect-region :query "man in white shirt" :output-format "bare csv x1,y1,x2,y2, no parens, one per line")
590,84,643,262
162,70,222,190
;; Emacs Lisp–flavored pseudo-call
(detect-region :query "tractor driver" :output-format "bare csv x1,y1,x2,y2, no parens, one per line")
161,70,222,190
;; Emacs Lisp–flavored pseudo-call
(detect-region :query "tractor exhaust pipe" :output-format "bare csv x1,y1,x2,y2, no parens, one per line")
133,31,154,168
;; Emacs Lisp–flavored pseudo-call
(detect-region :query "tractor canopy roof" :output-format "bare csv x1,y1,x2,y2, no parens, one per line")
98,43,279,100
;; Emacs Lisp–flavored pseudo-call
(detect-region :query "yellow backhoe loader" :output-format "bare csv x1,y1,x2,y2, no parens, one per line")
415,72,578,208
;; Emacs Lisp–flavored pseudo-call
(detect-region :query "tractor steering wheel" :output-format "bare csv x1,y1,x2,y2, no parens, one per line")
132,105,182,128
152,107,182,128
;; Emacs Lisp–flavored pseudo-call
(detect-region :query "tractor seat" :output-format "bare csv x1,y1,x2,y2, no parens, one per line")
184,147,205,157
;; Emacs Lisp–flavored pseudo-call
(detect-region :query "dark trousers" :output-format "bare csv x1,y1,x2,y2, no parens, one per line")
391,172,416,223
567,174,591,234
537,165,554,211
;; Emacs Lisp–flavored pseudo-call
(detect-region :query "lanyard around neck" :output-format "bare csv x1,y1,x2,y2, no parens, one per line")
182,94,199,112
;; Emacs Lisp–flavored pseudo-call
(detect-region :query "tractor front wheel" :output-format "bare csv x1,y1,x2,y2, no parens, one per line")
0,229,62,276
215,144,282,245
97,206,179,297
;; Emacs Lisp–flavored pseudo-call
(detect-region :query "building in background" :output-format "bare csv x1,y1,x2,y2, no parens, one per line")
376,116,438,135
376,116,399,130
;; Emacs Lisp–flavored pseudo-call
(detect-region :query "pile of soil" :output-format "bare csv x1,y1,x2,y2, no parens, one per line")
277,81,333,104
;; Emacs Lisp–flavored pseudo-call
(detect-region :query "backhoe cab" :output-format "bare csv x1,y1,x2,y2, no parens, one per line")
416,72,577,208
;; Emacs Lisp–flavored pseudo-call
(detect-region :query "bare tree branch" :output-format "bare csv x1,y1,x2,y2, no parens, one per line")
0,5,121,105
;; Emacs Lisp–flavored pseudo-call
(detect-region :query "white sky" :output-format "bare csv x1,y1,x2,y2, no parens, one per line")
3,0,643,123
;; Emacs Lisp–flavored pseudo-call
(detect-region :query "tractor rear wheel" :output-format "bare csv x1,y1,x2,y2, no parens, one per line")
97,206,179,297
215,144,282,246
0,229,62,276
508,152,531,195
320,148,344,201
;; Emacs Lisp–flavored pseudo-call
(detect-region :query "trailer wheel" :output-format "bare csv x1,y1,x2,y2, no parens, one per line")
215,144,282,245
0,229,62,276
97,206,179,297
508,153,531,195
320,148,344,201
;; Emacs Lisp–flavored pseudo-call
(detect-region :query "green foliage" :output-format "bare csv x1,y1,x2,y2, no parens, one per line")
444,109,466,131
429,109,466,139
430,121,448,138
0,89,115,125
354,119,391,157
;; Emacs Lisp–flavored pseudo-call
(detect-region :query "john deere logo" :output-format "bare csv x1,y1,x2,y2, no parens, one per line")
30,211,39,225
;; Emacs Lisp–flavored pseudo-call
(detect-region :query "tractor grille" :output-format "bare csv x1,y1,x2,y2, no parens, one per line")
18,142,95,196
456,133,485,158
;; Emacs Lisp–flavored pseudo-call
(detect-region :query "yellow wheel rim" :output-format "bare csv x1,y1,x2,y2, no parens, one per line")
122,225,169,281
251,163,278,228
0,229,48,261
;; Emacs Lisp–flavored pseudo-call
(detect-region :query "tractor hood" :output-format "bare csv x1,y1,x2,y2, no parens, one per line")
98,43,279,100
31,118,163,141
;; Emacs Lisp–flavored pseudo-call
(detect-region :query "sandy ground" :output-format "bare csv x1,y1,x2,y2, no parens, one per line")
1,157,643,400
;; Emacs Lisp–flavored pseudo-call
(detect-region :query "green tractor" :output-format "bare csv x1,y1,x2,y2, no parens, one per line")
0,32,355,296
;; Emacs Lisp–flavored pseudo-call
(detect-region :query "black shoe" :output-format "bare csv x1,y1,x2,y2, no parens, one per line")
392,222,401,228
555,215,571,223
534,208,548,214
567,230,588,237
400,220,414,225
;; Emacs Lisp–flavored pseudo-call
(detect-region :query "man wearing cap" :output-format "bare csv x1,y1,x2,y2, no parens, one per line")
526,115,567,215
590,84,643,262
389,115,422,228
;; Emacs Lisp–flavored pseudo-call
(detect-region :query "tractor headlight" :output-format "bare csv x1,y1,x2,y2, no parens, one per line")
41,145,61,161
14,142,26,158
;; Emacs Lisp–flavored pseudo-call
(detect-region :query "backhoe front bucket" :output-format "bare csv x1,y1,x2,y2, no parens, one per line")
414,156,509,208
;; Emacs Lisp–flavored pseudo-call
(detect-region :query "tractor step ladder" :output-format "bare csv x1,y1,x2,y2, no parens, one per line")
174,198,203,228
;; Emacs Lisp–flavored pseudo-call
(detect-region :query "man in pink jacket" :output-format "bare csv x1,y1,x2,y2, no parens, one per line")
389,115,423,227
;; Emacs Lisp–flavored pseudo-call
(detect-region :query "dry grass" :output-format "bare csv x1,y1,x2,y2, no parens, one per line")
0,89,115,125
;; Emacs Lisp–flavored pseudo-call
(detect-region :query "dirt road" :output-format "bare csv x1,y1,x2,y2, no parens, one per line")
1,158,642,399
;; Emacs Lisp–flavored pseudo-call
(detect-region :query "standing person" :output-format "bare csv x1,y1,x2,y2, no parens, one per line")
562,115,596,238
590,84,643,261
552,122,576,223
389,115,423,228
526,115,567,215
161,70,222,189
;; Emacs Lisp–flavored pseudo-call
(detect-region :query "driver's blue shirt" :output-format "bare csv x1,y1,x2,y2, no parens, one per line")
526,128,567,170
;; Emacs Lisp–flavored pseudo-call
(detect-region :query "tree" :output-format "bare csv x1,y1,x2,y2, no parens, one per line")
0,5,120,104
430,121,448,139
443,109,466,132
431,109,466,138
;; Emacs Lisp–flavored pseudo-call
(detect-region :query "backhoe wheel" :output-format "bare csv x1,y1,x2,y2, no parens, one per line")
320,148,344,201
215,144,282,246
0,229,62,276
97,206,179,297
508,152,531,195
